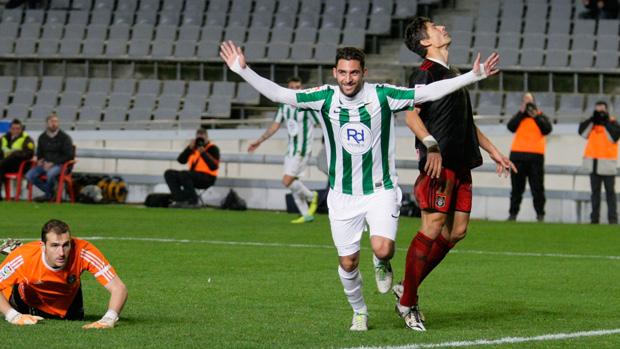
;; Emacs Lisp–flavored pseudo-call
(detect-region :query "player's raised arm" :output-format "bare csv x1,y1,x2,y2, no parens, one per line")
414,52,500,104
220,41,297,106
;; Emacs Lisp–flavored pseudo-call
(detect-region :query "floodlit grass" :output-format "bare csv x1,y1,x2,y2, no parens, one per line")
1,202,619,348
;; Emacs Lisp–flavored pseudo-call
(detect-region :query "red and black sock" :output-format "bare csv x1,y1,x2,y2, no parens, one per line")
400,231,434,307
420,233,455,283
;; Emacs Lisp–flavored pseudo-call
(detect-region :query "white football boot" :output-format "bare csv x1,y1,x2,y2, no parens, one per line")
350,312,368,331
373,255,393,294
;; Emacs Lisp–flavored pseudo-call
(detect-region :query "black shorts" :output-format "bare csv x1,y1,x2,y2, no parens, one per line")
9,284,85,320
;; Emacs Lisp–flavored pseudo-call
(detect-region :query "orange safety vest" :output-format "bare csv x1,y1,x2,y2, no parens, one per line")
187,143,219,176
584,124,619,160
510,116,546,155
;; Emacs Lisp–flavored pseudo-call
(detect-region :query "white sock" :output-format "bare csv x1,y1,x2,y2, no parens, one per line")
338,266,367,314
292,191,309,216
289,180,313,202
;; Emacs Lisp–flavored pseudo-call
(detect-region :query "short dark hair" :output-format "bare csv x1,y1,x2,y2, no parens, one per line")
10,118,22,126
596,100,608,109
335,47,366,70
46,113,58,122
287,76,302,84
41,219,71,242
404,17,432,58
196,127,207,136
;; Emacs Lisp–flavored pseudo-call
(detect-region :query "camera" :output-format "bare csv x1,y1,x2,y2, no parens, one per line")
194,137,205,149
592,111,609,125
525,103,537,117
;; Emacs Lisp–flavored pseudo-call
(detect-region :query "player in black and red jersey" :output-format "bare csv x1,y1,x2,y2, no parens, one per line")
393,17,517,331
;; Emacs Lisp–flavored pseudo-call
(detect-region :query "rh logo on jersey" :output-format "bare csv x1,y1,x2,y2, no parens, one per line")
339,122,372,155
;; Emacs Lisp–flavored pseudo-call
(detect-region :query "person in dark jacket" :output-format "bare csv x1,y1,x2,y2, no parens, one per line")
25,114,73,201
507,93,553,222
164,128,220,208
0,119,35,200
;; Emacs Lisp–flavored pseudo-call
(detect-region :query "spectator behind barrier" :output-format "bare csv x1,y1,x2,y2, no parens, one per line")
0,119,35,201
25,113,74,202
579,0,618,19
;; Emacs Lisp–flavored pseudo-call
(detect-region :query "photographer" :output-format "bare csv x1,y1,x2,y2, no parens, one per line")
506,93,553,222
579,101,620,224
164,128,219,208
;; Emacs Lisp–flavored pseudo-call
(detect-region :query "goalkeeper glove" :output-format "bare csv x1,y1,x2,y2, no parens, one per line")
5,308,43,326
82,310,118,329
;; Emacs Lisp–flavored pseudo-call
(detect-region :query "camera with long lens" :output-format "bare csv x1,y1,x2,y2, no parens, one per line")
592,111,609,125
194,137,205,149
525,103,537,117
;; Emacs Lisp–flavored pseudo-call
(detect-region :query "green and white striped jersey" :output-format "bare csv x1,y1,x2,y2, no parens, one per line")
295,82,415,196
274,104,319,157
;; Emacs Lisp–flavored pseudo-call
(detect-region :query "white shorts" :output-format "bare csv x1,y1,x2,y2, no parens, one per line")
327,186,402,256
283,155,310,177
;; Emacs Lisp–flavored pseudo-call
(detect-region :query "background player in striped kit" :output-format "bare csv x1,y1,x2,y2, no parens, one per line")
248,77,320,224
220,40,499,331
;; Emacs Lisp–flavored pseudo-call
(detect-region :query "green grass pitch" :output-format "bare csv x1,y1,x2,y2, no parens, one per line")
0,202,619,348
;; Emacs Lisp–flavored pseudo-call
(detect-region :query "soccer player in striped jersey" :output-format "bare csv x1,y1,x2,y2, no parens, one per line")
0,219,127,328
220,40,499,331
248,77,321,224
392,17,517,332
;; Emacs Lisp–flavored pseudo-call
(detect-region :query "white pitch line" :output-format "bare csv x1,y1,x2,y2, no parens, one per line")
10,236,620,261
344,328,620,349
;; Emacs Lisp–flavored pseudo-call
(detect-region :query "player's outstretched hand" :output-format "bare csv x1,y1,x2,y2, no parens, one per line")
472,52,500,78
82,318,115,329
219,41,246,71
490,151,517,178
247,140,261,153
8,314,43,326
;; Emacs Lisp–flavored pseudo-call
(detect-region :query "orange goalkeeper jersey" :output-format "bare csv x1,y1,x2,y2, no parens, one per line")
0,238,116,318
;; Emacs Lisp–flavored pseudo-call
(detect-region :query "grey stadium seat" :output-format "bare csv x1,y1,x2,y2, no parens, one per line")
113,79,136,94
344,15,368,30
133,94,157,110
155,25,177,41
234,82,260,105
58,91,83,107
499,17,522,34
179,25,201,41
475,17,497,33
108,93,132,110
573,20,596,35
138,79,160,95
72,0,92,10
251,11,273,29
40,76,63,93
523,19,546,34
90,10,112,26
314,43,337,64
6,104,30,120
399,44,421,65
200,25,224,42
101,108,127,129
106,39,128,57
126,108,152,129
0,77,13,93
0,38,15,56
83,93,107,109
19,23,41,39
59,40,81,56
138,0,159,12
41,24,63,40
522,34,545,50
596,35,619,51
204,13,226,27
151,40,174,58
132,24,154,40
228,11,251,27
162,80,185,96
82,39,105,56
449,47,469,65
476,92,503,116
135,10,158,25
174,41,197,58
223,25,246,42
152,108,179,128
16,77,38,92
570,50,594,68
159,10,181,26
318,28,340,46
449,31,472,48
545,49,569,68
158,94,182,110
557,94,584,116
187,81,211,97
93,0,114,10
267,43,290,60
341,30,365,48
548,18,570,34
55,106,79,124
14,39,37,56
474,33,497,49
394,0,417,19
451,16,474,32
498,48,519,66
322,12,343,29
86,25,108,41
197,41,219,60
128,40,151,57
273,13,295,28
572,34,595,51
12,90,35,106
536,92,557,115
504,92,523,114
497,33,520,49
247,27,270,43
38,39,60,56
67,11,89,25
348,0,370,15
117,0,138,12
206,96,232,118
89,78,112,94
211,82,235,97
595,50,619,69
182,11,204,26
77,106,102,129
546,34,570,50
1,9,23,23
109,24,130,40
24,10,45,23
30,105,54,120
290,43,313,61
0,22,19,38
63,24,86,40
182,95,206,112
65,77,87,93
270,27,293,43
244,42,267,61
35,91,59,106
585,95,612,112
520,48,544,67
297,13,319,29
112,11,134,25
597,19,620,36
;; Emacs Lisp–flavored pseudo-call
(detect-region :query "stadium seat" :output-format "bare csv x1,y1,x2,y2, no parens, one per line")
128,40,152,57
101,107,127,129
174,41,197,59
557,94,584,117
106,39,128,57
473,33,497,49
475,17,498,33
0,22,19,38
155,25,177,41
187,81,211,97
5,104,29,120
597,19,620,36
162,80,185,96
476,92,503,116
24,10,45,23
596,35,619,51
498,48,519,67
595,50,619,69
314,43,337,64
520,48,544,67
16,77,38,92
228,11,251,28
247,27,270,44
570,50,594,68
65,77,87,94
267,43,290,61
271,27,293,43
37,39,59,56
1,9,23,23
35,91,58,107
135,10,158,25
133,94,157,110
0,77,13,93
244,42,267,62
449,47,469,65
59,40,81,56
234,82,260,105
90,9,112,26
40,76,63,93
178,25,201,42
108,93,132,110
31,105,55,120
197,42,219,60
497,33,520,49
67,11,89,25
201,25,224,42
573,20,596,35
450,31,472,48
223,25,246,42
113,12,134,25
83,93,107,109
250,11,273,29
126,108,152,129
523,19,546,34
132,24,154,40
109,24,131,41
206,96,232,118
399,44,421,65
536,92,557,114
344,15,368,30
546,49,569,68
522,34,545,50
41,23,63,40
158,95,182,110
290,43,313,61
89,78,112,94
86,25,108,41
394,0,417,19
14,39,37,56
504,92,523,114
82,39,105,56
19,23,42,39
63,24,86,40
341,30,365,48
585,94,612,112
572,34,595,51
12,90,36,106
451,16,474,32
58,92,83,107
0,38,15,56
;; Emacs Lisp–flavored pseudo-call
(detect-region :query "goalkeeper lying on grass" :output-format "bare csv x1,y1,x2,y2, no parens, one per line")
0,219,127,328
